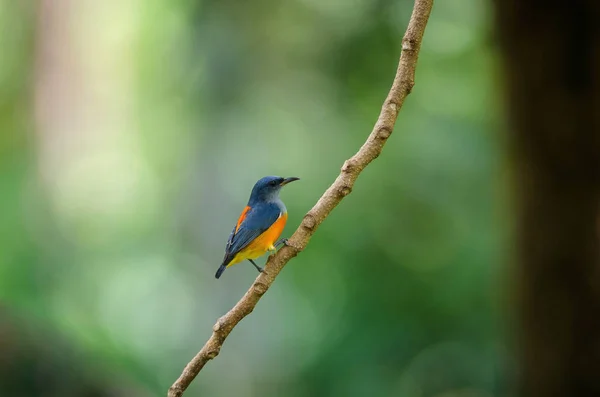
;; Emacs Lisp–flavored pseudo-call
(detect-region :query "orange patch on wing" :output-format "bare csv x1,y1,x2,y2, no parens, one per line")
235,206,251,233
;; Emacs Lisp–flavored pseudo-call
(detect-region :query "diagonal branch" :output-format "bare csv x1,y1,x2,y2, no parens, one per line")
168,1,433,395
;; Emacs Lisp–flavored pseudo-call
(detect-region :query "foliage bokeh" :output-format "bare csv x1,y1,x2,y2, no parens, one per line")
0,0,508,396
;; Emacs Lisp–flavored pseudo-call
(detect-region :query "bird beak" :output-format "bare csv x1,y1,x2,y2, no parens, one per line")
280,177,300,186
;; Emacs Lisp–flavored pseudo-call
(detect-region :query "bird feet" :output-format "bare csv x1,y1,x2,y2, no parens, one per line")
275,238,289,248
276,238,300,250
249,259,264,273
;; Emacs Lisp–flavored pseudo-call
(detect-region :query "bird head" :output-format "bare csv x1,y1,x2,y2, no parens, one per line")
249,176,300,204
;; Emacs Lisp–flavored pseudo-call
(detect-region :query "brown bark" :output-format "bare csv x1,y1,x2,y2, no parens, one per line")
493,1,600,396
167,0,434,395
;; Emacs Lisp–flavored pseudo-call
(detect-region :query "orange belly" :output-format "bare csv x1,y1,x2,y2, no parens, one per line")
228,212,288,267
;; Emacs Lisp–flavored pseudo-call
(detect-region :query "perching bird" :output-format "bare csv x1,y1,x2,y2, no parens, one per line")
215,176,300,279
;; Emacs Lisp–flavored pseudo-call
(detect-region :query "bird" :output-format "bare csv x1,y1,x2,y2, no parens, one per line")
215,176,300,279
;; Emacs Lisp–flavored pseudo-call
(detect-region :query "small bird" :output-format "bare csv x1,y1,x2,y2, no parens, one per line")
215,176,300,279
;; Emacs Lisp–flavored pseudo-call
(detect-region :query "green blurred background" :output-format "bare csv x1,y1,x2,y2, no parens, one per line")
0,0,509,396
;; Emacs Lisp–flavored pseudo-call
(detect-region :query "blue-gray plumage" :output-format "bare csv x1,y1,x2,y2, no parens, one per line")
216,176,300,279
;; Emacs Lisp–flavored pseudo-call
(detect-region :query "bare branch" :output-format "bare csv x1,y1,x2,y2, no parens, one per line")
168,1,434,395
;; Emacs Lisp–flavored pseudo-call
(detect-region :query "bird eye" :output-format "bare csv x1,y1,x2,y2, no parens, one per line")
270,180,278,186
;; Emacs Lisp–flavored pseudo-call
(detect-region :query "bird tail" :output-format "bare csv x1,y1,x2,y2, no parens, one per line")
217,251,235,279
215,264,227,279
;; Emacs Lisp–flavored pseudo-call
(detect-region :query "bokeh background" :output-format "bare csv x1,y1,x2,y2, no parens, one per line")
1,0,510,396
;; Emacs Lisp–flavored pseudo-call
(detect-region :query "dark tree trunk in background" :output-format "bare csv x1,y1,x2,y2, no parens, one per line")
493,1,600,396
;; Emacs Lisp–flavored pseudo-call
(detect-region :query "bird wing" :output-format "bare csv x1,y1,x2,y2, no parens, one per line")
222,203,282,266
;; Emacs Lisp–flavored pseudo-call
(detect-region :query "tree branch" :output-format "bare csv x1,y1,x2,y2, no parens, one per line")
168,1,433,395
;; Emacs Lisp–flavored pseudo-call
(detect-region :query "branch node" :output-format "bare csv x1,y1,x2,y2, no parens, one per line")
377,126,393,140
168,385,183,397
213,318,225,332
303,214,317,230
253,282,268,296
206,348,220,359
342,160,356,173
338,185,352,197
402,38,417,52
